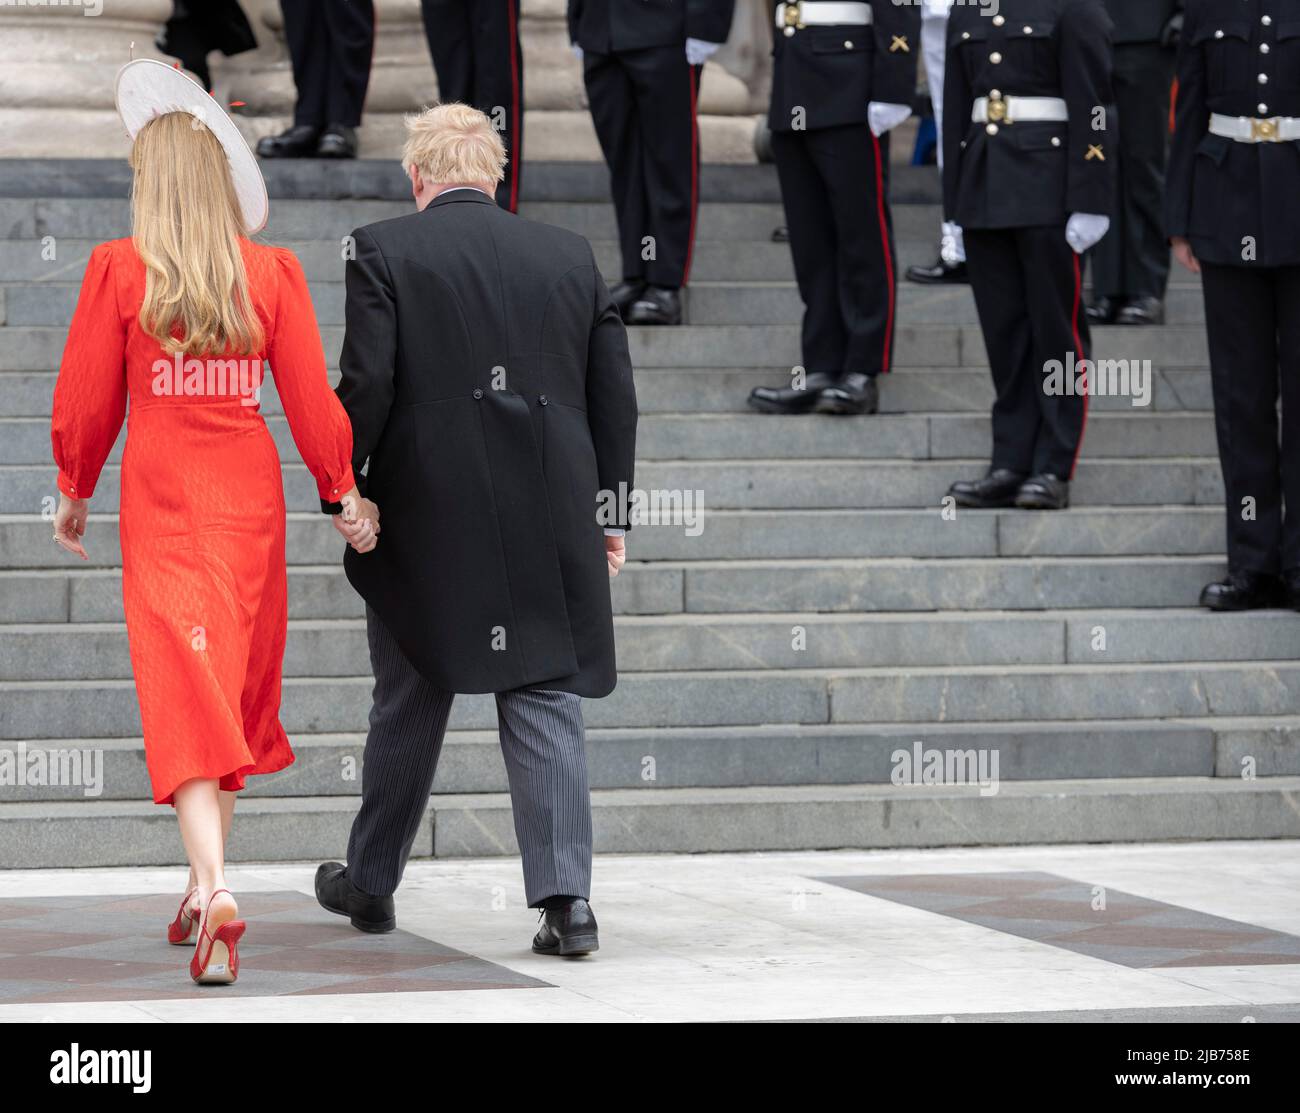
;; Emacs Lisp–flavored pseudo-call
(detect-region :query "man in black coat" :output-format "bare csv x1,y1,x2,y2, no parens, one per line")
419,0,525,211
314,104,639,956
943,0,1116,511
1087,0,1183,326
1166,0,1300,611
748,0,921,417
569,0,736,325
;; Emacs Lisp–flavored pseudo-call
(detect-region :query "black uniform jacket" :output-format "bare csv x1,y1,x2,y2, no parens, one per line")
569,0,736,53
1104,0,1183,45
767,0,920,133
335,190,639,697
943,0,1117,230
1166,0,1300,268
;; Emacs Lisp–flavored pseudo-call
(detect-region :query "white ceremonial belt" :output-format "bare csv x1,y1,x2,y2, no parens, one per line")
775,2,873,29
972,96,1068,125
1208,112,1300,143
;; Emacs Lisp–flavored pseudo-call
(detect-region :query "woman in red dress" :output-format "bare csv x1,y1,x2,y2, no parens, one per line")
49,65,377,984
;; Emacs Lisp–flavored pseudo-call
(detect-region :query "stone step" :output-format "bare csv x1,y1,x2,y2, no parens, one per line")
4,608,1296,682
0,506,1227,569
0,365,1218,420
0,555,1230,625
2,774,1297,867
10,716,1300,803
0,411,1219,467
4,660,1300,740
0,455,1227,514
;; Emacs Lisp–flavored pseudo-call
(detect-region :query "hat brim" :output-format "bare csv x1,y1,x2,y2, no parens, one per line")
115,58,268,235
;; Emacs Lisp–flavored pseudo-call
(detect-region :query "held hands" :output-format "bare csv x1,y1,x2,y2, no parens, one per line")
333,486,380,554
1171,236,1201,275
605,533,626,578
52,493,90,560
1066,213,1110,255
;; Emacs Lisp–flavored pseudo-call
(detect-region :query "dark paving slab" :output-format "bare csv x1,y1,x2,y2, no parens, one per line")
818,871,1300,969
0,890,547,1002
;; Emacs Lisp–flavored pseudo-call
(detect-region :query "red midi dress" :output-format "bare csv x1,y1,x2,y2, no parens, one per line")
50,238,354,805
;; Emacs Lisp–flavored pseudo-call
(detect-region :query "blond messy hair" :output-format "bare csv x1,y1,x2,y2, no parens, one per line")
401,102,507,186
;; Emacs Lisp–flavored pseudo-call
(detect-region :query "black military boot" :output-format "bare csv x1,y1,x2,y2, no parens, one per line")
947,468,1027,509
905,255,969,285
748,371,840,415
1015,473,1070,510
1116,296,1165,326
608,280,647,319
814,372,879,415
315,862,396,933
1199,571,1283,611
317,124,358,159
256,124,322,159
532,897,599,956
625,285,682,326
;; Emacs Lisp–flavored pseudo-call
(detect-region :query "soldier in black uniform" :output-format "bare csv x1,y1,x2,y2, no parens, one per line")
748,0,921,417
257,0,375,160
569,0,736,325
419,0,525,212
943,0,1116,510
1167,0,1300,611
1087,0,1184,326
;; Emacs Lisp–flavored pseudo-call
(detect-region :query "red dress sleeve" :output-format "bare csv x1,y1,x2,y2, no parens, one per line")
50,241,128,499
269,248,355,506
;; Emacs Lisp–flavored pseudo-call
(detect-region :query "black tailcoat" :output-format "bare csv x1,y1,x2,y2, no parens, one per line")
569,0,736,52
334,190,638,697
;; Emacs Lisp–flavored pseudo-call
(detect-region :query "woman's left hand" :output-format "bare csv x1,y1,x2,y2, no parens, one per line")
53,494,90,560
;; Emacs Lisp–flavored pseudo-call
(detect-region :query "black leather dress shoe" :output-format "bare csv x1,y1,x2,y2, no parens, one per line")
608,280,646,318
814,372,879,415
625,285,682,325
1116,295,1165,326
1283,569,1300,610
315,861,395,933
532,898,599,956
1086,296,1120,325
748,371,840,414
1015,473,1070,510
772,225,790,243
947,468,1026,509
1199,571,1282,611
905,256,969,285
256,124,321,159
317,124,358,159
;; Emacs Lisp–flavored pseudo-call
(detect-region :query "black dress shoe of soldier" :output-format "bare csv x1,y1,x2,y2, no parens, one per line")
608,280,647,318
532,898,599,956
256,124,322,159
1015,473,1070,510
748,371,841,414
317,124,358,159
947,468,1026,509
1116,295,1165,326
1199,571,1283,612
315,862,395,933
814,372,879,415
905,256,969,285
625,285,682,325
1086,296,1120,325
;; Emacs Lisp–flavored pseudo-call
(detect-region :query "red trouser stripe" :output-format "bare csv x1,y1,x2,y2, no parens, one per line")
682,66,700,287
869,130,895,374
1068,250,1089,478
506,0,521,212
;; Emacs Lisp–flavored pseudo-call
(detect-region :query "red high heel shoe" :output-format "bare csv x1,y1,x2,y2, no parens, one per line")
189,889,246,985
167,887,201,945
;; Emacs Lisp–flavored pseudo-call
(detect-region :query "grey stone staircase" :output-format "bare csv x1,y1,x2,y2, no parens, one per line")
1,160,1298,868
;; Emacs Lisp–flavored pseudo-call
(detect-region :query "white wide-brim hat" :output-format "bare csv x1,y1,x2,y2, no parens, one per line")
115,58,268,235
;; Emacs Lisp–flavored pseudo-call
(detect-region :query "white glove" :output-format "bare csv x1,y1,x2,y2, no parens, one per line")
868,101,912,137
685,38,721,66
571,42,583,62
940,220,966,265
1066,212,1110,254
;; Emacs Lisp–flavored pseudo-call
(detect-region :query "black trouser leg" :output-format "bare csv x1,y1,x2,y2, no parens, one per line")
772,128,847,375
1277,266,1300,573
1090,42,1175,301
1202,262,1284,574
281,0,330,127
584,50,646,282
322,0,374,128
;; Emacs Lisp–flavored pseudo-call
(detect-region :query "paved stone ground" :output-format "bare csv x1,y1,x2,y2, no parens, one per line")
0,840,1297,1022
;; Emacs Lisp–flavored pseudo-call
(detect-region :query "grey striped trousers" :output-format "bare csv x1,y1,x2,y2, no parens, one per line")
346,607,592,907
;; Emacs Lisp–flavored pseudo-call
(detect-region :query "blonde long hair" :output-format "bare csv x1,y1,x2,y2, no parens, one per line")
130,111,264,357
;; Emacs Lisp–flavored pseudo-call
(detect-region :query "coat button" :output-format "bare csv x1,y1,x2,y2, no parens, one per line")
961,31,970,40
1214,29,1224,38
992,14,1004,25
1262,14,1272,25
990,52,1002,64
473,388,483,399
539,394,549,406
986,123,998,135
844,39,854,48
1259,103,1269,113
1051,136,1061,147
1259,73,1269,84
1260,43,1270,53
